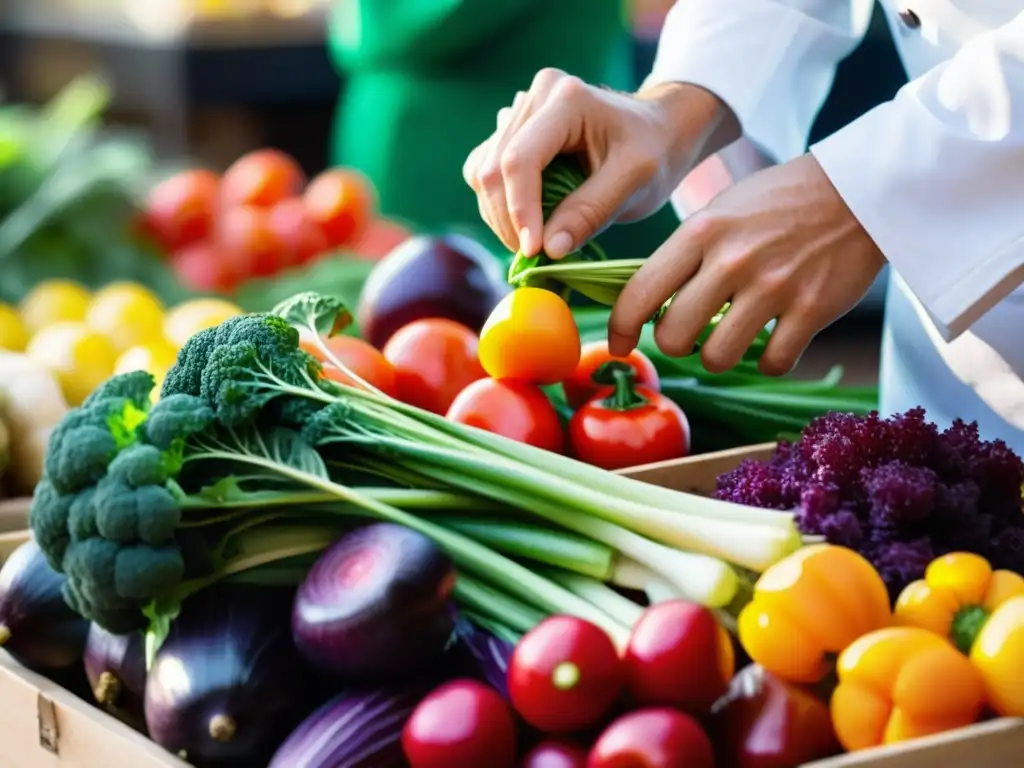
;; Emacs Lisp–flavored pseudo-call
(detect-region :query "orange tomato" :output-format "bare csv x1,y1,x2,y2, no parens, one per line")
304,168,376,248
221,149,305,209
217,205,286,279
144,169,220,252
478,288,580,385
172,241,241,294
300,335,398,397
383,319,486,414
268,198,330,267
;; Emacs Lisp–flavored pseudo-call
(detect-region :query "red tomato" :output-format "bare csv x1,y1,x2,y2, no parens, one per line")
523,740,589,768
402,679,516,768
220,148,304,208
300,335,398,397
351,217,412,260
588,708,715,768
172,241,240,293
623,601,735,716
217,205,286,279
145,169,220,252
446,379,564,452
382,319,486,414
478,287,580,385
304,168,376,248
563,340,660,410
568,362,689,471
508,615,623,733
268,197,330,267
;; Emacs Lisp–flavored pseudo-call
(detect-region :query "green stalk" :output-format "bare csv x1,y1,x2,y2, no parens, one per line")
454,573,549,634
540,569,645,628
461,611,523,645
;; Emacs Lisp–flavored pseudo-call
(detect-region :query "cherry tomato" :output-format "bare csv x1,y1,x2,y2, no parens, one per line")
268,197,330,267
563,341,660,410
300,335,398,397
508,615,623,733
588,708,715,768
403,679,516,768
220,148,304,208
523,740,589,768
144,169,220,252
382,319,486,414
172,241,241,293
478,288,580,385
446,378,564,452
569,362,690,471
351,217,412,260
623,601,735,716
304,168,376,247
217,205,286,278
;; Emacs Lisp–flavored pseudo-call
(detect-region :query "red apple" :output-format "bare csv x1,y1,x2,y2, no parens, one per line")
588,709,714,768
622,600,735,715
710,665,841,768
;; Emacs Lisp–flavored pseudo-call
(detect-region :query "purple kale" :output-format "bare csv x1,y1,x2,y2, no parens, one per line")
870,538,936,601
715,458,797,510
862,462,938,530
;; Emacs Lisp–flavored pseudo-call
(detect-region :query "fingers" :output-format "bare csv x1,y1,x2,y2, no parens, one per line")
758,304,822,376
607,224,705,355
477,91,529,250
653,259,734,359
699,295,779,373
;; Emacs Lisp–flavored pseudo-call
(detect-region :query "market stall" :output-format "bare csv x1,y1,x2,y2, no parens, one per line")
0,77,1022,768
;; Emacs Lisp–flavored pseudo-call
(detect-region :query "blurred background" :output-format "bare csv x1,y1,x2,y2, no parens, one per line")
0,0,907,402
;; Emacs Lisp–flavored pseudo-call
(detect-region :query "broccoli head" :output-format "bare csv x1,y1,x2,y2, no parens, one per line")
145,394,215,451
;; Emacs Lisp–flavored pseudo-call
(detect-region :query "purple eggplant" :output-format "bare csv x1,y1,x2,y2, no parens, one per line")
84,623,147,724
292,523,455,680
0,539,88,671
356,233,509,348
269,685,431,768
145,585,314,767
453,618,514,700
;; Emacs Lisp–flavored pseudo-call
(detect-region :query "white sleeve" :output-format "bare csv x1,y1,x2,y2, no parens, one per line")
643,0,874,163
811,12,1024,340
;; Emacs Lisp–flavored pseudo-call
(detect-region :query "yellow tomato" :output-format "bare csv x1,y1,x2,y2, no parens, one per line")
19,280,91,333
86,282,165,354
164,298,243,348
114,338,179,401
27,323,118,406
0,303,29,351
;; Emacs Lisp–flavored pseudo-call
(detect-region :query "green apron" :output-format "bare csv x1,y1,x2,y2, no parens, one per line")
327,0,679,260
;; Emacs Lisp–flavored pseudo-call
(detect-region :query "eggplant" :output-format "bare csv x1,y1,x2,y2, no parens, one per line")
145,585,314,767
269,685,430,768
84,623,147,724
356,233,509,348
0,539,89,671
453,617,514,700
292,523,455,680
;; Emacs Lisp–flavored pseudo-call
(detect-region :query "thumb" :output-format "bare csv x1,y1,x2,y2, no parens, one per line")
542,152,654,259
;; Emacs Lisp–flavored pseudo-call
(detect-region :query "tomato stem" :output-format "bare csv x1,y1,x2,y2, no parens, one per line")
950,604,989,653
552,661,581,690
593,361,646,411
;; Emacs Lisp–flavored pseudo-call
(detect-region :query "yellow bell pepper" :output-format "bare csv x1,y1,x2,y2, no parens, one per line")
738,544,892,684
831,627,985,751
894,552,1024,653
970,594,1024,717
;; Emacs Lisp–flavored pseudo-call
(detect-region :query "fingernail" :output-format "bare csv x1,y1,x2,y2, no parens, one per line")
546,231,573,259
518,227,533,255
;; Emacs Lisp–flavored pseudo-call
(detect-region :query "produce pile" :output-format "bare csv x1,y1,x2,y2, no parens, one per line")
144,149,410,294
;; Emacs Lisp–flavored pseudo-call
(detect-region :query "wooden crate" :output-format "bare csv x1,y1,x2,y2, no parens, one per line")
0,443,1020,765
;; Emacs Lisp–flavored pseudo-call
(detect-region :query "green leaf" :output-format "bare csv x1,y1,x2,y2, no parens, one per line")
262,428,330,478
271,290,353,338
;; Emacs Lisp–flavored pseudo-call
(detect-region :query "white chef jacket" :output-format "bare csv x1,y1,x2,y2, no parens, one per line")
645,0,1024,452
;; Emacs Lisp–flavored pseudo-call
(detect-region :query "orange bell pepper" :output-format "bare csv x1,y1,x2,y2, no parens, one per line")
970,594,1024,717
737,544,891,684
831,627,985,751
894,552,1024,653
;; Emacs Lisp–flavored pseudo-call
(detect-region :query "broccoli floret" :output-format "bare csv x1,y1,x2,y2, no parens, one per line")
160,326,218,398
83,370,155,410
145,394,215,450
68,487,99,542
44,409,119,494
92,474,181,544
28,480,74,570
107,443,172,487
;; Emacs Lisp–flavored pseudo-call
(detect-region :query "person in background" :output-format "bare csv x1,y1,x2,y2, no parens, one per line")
464,1,1024,451
326,0,679,257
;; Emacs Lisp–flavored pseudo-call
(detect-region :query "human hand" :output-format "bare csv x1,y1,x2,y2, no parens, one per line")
463,69,739,258
608,154,887,376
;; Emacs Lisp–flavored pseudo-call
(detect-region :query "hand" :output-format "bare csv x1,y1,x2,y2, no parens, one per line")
608,154,887,376
463,69,739,258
